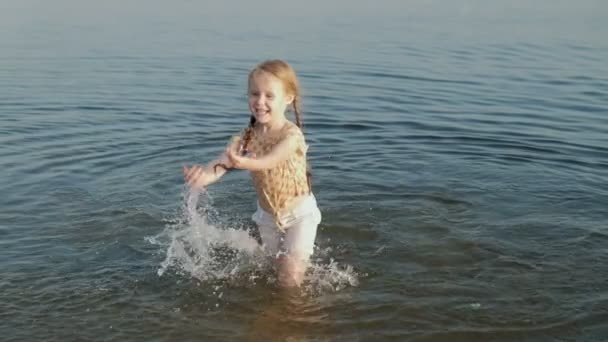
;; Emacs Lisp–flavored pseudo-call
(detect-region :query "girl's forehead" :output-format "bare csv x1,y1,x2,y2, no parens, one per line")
250,70,283,88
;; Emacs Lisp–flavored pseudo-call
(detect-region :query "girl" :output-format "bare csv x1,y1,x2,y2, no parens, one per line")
183,59,321,287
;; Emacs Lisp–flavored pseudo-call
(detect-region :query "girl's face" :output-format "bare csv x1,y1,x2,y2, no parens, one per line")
248,71,294,126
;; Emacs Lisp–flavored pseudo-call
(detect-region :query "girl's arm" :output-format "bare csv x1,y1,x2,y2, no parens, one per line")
184,139,237,188
228,133,304,171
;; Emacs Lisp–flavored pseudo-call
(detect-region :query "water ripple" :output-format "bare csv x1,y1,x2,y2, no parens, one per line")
2,9,608,340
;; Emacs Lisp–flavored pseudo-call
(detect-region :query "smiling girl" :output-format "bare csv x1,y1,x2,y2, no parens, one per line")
183,59,321,287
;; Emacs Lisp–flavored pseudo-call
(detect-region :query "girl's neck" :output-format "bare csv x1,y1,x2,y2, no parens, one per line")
258,116,288,134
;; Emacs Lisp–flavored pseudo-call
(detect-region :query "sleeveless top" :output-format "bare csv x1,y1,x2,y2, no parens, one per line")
243,121,310,221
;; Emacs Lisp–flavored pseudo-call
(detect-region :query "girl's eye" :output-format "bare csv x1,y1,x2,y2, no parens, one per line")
266,94,274,99
250,92,260,97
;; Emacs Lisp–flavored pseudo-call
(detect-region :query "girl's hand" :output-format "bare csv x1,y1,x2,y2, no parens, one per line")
226,143,256,170
183,165,215,189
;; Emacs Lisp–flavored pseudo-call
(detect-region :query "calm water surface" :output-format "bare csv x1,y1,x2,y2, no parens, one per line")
2,1,608,341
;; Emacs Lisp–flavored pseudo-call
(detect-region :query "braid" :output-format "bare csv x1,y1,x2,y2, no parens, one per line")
293,99,313,193
214,116,256,173
293,97,302,129
241,115,256,153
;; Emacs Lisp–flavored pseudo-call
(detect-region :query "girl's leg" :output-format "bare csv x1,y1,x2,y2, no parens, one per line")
257,223,281,258
278,211,320,287
253,206,281,258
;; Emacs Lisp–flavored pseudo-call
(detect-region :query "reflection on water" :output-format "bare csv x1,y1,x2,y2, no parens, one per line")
245,289,335,341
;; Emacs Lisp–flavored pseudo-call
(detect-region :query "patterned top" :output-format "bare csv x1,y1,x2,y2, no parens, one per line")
243,121,310,222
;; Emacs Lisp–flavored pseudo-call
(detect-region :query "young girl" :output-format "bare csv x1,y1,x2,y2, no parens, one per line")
183,59,321,287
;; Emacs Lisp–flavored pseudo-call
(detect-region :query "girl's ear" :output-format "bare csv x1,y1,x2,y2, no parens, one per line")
285,94,295,105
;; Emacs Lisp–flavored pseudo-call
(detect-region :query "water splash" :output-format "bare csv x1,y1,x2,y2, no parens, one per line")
147,187,359,293
147,188,263,282
304,257,359,294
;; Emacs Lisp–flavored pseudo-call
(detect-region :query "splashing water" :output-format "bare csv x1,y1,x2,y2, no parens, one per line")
148,188,264,282
148,188,359,293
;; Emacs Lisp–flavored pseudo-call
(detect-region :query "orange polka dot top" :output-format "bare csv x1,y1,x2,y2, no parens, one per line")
244,121,310,219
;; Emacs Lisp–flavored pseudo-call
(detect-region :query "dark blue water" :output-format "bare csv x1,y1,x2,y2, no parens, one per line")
2,1,608,341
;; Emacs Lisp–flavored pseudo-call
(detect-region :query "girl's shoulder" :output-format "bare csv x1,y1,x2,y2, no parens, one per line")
283,120,304,138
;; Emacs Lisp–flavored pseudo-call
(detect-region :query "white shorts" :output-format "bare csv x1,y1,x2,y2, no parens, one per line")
252,195,321,261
